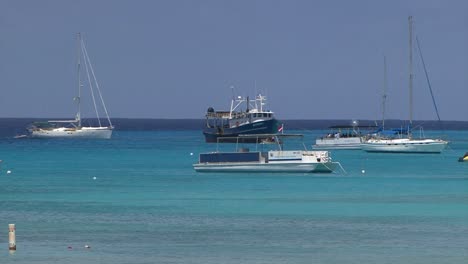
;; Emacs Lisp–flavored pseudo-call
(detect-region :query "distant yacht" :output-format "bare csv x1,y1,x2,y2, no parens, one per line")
203,93,279,143
313,120,377,150
29,33,113,139
361,16,447,153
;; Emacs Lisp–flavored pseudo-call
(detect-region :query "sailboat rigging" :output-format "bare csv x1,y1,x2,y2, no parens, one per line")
29,33,114,139
416,36,441,122
361,16,448,153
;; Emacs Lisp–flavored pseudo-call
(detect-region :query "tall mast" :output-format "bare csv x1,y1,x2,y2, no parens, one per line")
76,33,82,127
229,86,234,118
382,56,387,130
408,16,413,133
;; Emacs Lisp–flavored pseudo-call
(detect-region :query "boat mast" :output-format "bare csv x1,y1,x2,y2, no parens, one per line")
230,86,234,118
408,16,413,137
76,33,82,127
382,56,387,131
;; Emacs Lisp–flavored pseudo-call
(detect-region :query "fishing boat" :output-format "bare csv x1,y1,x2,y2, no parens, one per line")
203,94,279,143
29,33,113,139
361,16,448,153
313,120,377,150
194,134,342,173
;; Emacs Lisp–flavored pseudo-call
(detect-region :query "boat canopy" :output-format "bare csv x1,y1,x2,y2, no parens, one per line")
47,119,79,123
328,125,378,129
216,133,304,144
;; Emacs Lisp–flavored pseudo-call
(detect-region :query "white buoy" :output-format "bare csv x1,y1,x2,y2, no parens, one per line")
361,169,366,174
6,170,11,174
93,177,97,180
9,224,16,250
84,244,91,249
190,153,193,156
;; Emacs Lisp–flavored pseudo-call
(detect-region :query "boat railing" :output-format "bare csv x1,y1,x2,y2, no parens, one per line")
215,133,306,152
206,111,231,118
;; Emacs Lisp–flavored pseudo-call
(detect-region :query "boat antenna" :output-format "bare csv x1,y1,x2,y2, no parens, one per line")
416,36,441,122
76,33,82,127
230,85,235,118
408,16,414,138
254,80,258,110
246,96,250,112
254,80,257,95
230,85,235,101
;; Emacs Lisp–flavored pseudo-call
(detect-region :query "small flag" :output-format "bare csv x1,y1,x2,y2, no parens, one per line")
278,124,284,133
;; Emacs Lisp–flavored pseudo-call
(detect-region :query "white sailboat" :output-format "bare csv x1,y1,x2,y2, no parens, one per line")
361,16,448,153
30,33,114,139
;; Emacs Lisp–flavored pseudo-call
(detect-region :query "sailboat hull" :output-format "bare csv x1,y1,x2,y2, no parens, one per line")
361,138,448,153
30,127,113,139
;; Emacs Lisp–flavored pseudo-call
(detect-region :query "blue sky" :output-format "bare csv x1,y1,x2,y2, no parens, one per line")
1,0,467,120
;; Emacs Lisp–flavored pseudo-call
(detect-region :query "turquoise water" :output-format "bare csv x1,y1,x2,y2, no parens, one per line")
0,130,467,263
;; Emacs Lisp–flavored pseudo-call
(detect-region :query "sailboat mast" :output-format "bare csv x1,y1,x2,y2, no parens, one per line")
382,56,387,130
77,33,82,127
408,16,413,132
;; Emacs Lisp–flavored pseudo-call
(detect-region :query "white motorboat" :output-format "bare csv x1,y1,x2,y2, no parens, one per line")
313,121,377,150
361,16,448,153
194,134,342,173
30,33,113,139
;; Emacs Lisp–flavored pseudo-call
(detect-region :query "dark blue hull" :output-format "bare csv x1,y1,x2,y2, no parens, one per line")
203,119,279,143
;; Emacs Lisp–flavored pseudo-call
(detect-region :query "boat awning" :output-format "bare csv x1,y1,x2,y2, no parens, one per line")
216,133,304,143
47,120,79,123
328,125,378,129
238,133,304,138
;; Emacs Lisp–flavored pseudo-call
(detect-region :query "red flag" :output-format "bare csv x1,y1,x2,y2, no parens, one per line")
278,124,284,133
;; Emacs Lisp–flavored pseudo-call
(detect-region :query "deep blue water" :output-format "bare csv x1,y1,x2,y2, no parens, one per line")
0,129,467,263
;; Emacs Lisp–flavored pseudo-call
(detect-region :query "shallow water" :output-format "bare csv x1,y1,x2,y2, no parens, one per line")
0,130,467,263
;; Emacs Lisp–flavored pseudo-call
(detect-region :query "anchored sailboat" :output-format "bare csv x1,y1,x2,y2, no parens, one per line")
361,16,448,153
29,33,114,139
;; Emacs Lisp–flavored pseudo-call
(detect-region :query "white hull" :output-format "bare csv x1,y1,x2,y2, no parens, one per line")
31,127,113,139
313,137,363,150
194,150,338,173
194,161,338,173
361,138,448,153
